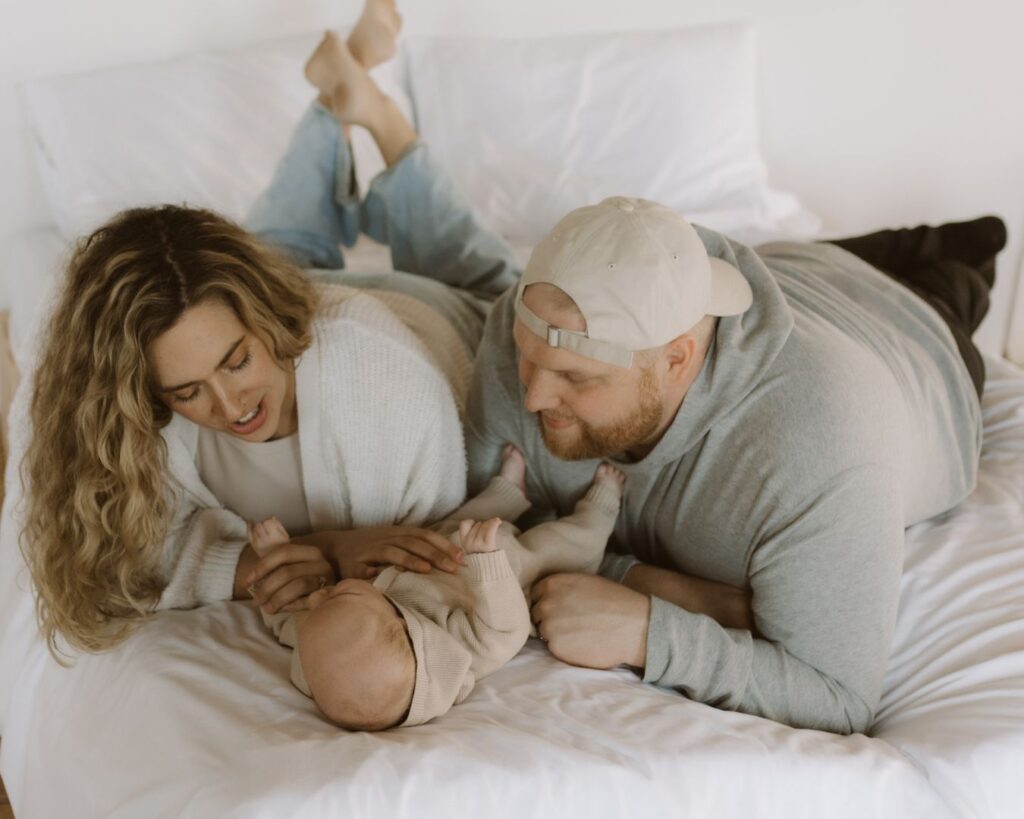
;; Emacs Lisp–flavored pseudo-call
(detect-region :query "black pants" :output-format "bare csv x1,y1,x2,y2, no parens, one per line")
825,216,1006,398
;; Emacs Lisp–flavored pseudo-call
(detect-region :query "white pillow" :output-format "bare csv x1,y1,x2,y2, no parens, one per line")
405,26,819,246
22,32,413,240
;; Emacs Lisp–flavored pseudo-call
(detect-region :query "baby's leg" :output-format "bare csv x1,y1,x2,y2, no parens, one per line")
513,464,625,587
248,516,291,558
439,446,532,534
498,444,526,494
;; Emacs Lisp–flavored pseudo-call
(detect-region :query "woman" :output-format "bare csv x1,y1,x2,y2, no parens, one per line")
21,16,520,655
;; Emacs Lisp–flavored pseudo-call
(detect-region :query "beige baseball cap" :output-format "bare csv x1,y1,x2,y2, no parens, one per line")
515,196,753,368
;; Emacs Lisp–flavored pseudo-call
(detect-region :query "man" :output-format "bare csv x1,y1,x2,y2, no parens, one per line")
465,196,1003,734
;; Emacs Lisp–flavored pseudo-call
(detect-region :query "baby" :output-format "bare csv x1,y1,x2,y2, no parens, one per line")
248,446,625,730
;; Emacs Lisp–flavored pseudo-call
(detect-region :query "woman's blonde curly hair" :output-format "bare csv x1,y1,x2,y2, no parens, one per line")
21,205,319,657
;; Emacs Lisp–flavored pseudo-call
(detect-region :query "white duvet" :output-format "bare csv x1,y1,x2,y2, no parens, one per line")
1,329,1022,818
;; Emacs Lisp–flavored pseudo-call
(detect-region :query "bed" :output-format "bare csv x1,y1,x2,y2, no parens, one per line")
1,26,1022,819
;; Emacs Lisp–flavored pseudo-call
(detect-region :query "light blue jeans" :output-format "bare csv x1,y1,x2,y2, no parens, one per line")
246,102,521,345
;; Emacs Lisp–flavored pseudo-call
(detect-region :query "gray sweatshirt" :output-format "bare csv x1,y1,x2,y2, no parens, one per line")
464,230,982,734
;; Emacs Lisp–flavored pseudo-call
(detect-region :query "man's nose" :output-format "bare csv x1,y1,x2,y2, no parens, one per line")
522,368,560,413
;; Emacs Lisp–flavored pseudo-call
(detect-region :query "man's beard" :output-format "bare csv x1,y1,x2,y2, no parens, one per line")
539,367,663,461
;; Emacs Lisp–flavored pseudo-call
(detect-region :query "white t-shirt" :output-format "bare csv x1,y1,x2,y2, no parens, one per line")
195,427,312,536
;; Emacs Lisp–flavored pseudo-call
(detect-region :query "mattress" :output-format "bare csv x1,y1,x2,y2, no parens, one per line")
0,230,1022,819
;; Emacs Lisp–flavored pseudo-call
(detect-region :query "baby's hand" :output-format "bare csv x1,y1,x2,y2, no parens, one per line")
458,517,502,554
248,516,291,557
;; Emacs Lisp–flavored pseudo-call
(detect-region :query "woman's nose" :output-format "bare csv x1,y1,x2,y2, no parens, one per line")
210,381,244,421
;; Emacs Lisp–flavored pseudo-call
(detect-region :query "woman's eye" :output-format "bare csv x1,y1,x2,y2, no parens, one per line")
173,389,200,404
228,351,252,373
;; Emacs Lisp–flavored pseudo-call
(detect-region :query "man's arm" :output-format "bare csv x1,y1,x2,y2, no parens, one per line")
534,466,903,734
622,564,755,633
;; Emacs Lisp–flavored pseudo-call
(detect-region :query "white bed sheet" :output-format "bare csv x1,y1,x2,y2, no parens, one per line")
1,232,1022,819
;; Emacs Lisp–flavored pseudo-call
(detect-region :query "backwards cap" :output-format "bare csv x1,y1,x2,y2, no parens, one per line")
515,196,753,367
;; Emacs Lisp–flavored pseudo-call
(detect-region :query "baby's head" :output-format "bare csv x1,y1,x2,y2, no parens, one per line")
296,578,414,731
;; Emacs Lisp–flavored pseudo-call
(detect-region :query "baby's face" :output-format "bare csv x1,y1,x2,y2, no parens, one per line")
297,579,415,730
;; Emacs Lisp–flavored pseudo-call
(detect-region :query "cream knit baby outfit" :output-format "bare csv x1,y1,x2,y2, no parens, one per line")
286,475,623,726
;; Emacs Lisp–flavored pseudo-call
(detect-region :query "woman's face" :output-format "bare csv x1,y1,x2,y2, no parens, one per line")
147,299,297,441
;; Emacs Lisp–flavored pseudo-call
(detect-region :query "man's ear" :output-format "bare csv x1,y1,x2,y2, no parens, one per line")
662,333,699,385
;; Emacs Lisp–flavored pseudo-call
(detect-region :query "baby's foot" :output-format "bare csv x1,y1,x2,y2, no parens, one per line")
248,516,291,557
592,463,626,498
458,517,501,554
499,444,527,494
348,0,402,69
304,31,385,125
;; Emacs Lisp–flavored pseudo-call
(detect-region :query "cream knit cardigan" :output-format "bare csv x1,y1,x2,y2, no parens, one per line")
157,283,469,610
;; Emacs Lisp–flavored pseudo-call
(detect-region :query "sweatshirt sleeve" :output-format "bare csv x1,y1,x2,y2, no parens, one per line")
642,466,904,734
444,551,531,679
156,505,248,611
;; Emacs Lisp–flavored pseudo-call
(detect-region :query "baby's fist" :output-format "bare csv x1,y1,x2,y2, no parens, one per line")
458,517,501,554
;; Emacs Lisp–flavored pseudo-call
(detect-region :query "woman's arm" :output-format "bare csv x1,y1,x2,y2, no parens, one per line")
242,526,467,613
157,507,250,610
297,527,463,577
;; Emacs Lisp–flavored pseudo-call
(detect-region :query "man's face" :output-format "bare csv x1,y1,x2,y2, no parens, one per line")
513,285,666,461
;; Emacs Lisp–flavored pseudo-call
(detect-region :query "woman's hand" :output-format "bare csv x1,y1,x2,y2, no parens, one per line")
303,526,465,580
244,542,337,615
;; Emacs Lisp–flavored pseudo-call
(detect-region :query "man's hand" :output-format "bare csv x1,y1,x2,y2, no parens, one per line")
529,573,650,670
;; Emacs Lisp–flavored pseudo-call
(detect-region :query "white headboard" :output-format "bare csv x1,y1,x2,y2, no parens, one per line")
3,0,1023,361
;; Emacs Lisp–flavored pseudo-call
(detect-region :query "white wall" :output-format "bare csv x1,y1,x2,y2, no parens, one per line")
2,0,1023,359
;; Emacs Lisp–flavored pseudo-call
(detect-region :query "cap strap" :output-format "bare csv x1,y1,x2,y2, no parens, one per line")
514,298,633,368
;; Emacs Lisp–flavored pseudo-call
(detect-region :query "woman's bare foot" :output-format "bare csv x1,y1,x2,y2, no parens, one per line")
592,463,626,498
304,31,386,126
348,0,402,68
248,516,291,558
458,517,502,554
499,444,527,494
